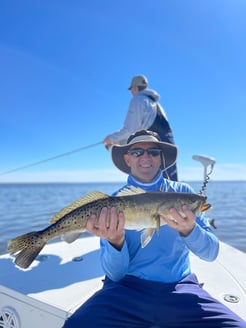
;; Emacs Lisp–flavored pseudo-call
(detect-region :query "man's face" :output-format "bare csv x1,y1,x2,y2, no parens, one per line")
123,142,162,182
130,86,138,96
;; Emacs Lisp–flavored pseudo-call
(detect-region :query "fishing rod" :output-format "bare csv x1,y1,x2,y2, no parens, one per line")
0,141,103,176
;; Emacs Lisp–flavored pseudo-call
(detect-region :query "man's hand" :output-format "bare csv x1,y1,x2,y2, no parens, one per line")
103,137,113,148
103,137,120,149
161,205,196,237
86,207,125,250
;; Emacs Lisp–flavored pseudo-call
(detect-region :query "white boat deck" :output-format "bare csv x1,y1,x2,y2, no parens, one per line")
0,236,245,327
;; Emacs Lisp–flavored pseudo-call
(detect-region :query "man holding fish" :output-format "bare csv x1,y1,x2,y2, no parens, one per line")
63,130,245,327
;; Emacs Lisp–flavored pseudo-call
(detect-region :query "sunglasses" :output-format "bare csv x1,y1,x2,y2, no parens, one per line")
127,148,162,157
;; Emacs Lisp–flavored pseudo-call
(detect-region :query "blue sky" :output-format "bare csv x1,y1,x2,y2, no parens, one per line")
1,0,246,183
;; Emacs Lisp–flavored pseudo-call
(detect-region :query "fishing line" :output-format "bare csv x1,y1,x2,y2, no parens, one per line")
0,141,103,176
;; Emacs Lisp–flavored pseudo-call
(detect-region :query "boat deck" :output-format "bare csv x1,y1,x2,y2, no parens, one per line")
0,236,245,327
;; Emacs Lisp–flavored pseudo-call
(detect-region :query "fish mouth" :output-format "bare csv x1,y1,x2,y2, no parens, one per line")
200,203,211,212
191,200,211,213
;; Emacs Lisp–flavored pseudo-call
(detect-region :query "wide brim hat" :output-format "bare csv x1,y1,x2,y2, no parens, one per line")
111,131,178,174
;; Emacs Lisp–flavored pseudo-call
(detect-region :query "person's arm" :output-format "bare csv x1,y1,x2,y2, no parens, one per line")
182,216,219,261
100,238,130,281
161,206,219,261
86,207,130,281
103,97,145,146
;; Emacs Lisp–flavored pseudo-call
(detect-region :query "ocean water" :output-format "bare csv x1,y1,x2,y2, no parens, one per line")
0,181,245,255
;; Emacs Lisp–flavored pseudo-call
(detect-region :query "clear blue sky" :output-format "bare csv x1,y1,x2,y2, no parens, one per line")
1,0,246,182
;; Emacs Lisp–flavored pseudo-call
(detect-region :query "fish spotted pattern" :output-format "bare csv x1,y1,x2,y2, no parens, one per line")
8,187,210,269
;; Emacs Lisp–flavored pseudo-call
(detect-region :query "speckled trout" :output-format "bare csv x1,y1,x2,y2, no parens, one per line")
8,187,210,269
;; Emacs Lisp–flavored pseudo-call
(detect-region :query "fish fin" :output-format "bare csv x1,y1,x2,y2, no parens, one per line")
8,232,45,269
208,218,217,229
116,186,146,197
61,232,82,243
14,245,45,269
50,191,109,223
153,214,161,233
141,228,155,248
200,203,211,212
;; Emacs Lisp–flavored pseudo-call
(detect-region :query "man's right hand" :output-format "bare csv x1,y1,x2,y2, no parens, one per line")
103,137,113,148
86,207,125,250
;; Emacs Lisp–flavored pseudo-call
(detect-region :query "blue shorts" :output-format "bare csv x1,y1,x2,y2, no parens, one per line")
63,273,246,328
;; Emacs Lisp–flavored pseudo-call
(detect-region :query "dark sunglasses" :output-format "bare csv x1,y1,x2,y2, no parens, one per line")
127,148,162,157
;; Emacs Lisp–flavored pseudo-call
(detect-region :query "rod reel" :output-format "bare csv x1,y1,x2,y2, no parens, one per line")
192,154,216,195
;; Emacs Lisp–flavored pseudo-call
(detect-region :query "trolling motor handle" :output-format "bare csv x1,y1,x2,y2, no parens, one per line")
192,155,216,169
192,154,216,194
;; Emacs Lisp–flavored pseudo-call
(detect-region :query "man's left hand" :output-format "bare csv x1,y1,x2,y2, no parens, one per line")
161,205,196,236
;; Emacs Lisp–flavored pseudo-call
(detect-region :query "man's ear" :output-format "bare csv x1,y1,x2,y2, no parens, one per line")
123,154,131,167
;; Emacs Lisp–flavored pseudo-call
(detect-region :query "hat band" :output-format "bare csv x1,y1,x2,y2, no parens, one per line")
128,135,159,146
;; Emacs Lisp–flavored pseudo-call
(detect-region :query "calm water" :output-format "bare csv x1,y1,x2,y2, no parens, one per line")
0,181,245,255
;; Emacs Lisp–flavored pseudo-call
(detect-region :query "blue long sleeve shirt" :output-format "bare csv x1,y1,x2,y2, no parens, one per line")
100,172,219,283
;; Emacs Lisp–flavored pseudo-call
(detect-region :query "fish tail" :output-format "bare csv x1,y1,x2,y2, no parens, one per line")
8,232,45,269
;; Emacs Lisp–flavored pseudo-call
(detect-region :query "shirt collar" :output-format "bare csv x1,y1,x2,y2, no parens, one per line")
127,171,165,192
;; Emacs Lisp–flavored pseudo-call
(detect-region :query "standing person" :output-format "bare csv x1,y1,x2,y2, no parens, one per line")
63,130,245,328
103,74,178,181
